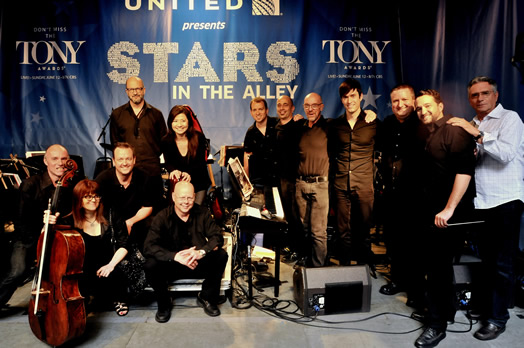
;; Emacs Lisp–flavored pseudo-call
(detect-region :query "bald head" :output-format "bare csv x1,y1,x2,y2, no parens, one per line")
45,144,68,157
304,93,324,125
173,181,195,217
44,144,69,182
277,95,295,123
126,76,146,107
305,92,322,102
126,76,143,87
174,181,194,197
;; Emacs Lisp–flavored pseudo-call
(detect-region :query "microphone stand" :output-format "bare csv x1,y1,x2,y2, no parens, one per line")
93,113,113,178
97,113,112,159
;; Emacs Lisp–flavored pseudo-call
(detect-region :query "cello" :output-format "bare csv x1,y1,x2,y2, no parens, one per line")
28,159,86,346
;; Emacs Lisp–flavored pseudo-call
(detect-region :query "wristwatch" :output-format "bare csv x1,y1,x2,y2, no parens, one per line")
474,130,484,141
198,249,206,257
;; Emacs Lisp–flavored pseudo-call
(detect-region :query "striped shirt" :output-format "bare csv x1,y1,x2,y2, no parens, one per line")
472,104,524,209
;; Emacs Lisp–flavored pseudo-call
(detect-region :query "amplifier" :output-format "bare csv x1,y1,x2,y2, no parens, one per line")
293,265,371,316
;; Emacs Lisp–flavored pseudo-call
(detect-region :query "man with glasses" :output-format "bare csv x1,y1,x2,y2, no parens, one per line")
1,144,77,309
144,181,227,322
329,78,377,271
447,76,523,342
295,92,331,267
110,76,167,177
95,142,162,252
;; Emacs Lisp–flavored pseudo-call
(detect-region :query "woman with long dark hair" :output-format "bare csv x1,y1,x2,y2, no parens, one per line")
47,179,130,316
161,105,210,205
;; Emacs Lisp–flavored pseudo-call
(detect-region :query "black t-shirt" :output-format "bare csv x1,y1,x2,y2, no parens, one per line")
297,116,330,178
15,171,76,245
275,119,301,181
95,167,162,224
421,114,476,220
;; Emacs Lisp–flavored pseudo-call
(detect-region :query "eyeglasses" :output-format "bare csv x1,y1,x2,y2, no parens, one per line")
176,196,195,203
303,103,322,110
126,87,144,93
469,90,493,99
83,195,101,201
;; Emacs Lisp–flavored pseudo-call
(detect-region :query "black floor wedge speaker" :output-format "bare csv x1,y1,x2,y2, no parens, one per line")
293,265,372,316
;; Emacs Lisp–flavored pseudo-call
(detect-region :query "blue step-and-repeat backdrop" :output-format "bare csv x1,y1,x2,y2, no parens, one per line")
1,0,523,179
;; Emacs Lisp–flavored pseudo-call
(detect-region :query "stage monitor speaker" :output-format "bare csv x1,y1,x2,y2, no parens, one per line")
293,265,371,316
453,262,481,310
93,157,113,179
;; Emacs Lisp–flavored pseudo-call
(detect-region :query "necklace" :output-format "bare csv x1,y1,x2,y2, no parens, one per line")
85,218,97,226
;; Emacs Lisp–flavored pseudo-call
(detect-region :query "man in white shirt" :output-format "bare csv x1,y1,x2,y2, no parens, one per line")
448,76,524,342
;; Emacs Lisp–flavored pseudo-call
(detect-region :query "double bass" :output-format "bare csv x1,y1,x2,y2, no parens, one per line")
28,159,86,346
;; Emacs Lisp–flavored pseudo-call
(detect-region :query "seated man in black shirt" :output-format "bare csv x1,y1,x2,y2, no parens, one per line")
95,142,162,252
0,144,76,309
144,181,227,322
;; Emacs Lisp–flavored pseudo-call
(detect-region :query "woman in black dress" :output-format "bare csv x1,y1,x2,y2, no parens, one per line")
161,105,210,205
48,179,130,316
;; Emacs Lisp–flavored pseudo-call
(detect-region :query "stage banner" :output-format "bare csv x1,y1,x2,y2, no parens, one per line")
0,0,521,181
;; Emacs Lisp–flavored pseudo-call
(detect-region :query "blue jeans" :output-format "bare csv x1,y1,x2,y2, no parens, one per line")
295,180,329,267
0,241,31,307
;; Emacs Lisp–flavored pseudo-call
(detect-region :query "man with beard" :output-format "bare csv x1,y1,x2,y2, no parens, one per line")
413,89,476,348
110,76,167,177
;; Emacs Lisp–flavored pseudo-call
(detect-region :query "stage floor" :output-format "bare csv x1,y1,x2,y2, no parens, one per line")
1,254,523,348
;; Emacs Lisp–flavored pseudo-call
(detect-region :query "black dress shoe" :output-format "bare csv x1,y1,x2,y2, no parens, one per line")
474,323,505,341
379,282,404,295
197,293,220,317
217,295,227,305
414,327,446,348
155,307,172,323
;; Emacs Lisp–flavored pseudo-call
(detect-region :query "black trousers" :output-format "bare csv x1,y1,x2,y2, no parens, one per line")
144,249,228,310
382,191,426,303
424,225,466,330
334,188,374,265
474,200,523,327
